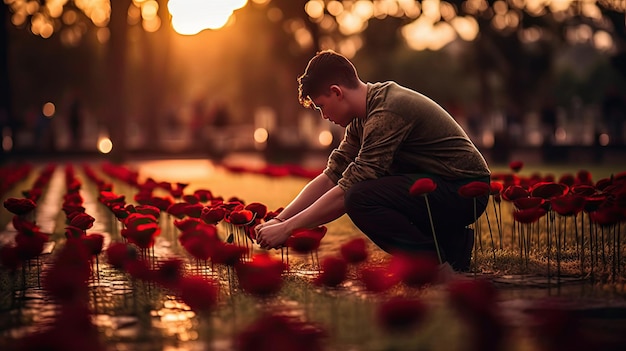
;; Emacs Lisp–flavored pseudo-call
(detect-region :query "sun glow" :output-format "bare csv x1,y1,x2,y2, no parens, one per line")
168,0,248,35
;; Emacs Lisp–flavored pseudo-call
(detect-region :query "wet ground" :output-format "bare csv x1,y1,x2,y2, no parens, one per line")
1,156,626,350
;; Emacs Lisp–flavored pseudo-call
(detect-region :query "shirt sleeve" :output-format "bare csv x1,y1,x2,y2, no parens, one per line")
323,123,361,185
337,112,414,191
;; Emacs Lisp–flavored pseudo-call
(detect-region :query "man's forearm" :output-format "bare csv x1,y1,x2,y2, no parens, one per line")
275,173,336,220
282,185,346,230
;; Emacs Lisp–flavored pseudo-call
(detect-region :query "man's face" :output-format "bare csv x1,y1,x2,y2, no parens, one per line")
310,87,351,127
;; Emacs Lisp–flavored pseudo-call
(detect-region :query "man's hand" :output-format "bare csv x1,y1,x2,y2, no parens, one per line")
255,221,292,250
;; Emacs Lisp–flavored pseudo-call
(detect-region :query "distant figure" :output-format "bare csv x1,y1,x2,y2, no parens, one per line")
601,86,626,145
68,98,82,149
540,98,560,162
254,50,491,272
540,98,558,145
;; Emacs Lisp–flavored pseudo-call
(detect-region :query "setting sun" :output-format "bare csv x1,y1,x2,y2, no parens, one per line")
168,0,248,35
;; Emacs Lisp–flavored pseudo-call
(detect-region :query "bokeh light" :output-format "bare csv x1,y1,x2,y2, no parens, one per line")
318,130,333,146
98,137,113,154
42,102,55,118
254,128,269,144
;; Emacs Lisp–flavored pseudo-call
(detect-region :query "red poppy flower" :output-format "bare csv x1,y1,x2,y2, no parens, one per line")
513,197,545,210
576,169,593,185
42,240,91,302
376,296,427,333
558,173,576,187
314,256,348,288
388,252,439,288
133,190,154,207
153,257,185,288
150,196,174,212
447,278,498,319
110,205,130,220
3,197,36,215
182,235,214,261
170,187,184,199
201,206,227,224
62,204,86,217
178,223,219,248
125,258,153,281
236,313,327,351
63,192,83,205
285,226,327,254
13,218,48,260
69,212,95,230
193,189,213,203
359,265,399,293
135,204,161,218
530,182,569,199
245,202,268,222
124,212,158,228
227,209,255,225
106,242,138,269
210,242,248,266
501,185,529,202
264,207,284,221
166,202,190,219
447,278,504,351
551,194,585,216
509,160,524,173
98,191,125,206
583,194,607,213
570,185,596,197
182,203,204,218
65,225,86,238
458,181,490,198
178,275,218,313
224,199,245,210
81,233,105,256
339,237,368,264
122,222,160,249
489,181,504,195
589,205,624,226
409,178,437,197
262,165,290,178
22,188,42,202
513,207,547,224
182,194,199,204
235,253,286,298
174,217,204,232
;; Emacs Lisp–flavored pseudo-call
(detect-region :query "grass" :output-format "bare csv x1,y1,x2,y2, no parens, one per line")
1,159,625,350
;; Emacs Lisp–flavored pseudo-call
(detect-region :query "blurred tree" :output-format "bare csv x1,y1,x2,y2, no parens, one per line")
1,3,11,162
3,0,626,157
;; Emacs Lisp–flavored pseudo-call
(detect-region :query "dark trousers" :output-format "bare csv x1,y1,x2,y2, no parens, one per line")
344,174,489,259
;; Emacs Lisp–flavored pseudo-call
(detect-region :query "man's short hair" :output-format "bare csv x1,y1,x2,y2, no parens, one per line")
297,50,360,108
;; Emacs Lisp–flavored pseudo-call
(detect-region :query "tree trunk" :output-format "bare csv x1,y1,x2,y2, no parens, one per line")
105,0,131,162
0,3,13,162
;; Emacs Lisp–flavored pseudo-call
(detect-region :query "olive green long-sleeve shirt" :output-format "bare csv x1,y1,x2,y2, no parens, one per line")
324,81,491,191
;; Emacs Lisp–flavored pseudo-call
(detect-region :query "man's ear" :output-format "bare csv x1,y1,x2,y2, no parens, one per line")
329,85,342,98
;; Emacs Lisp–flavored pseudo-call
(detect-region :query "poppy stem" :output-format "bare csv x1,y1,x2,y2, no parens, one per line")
423,195,442,264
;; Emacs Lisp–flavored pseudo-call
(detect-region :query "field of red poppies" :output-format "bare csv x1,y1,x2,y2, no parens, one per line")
1,158,625,351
